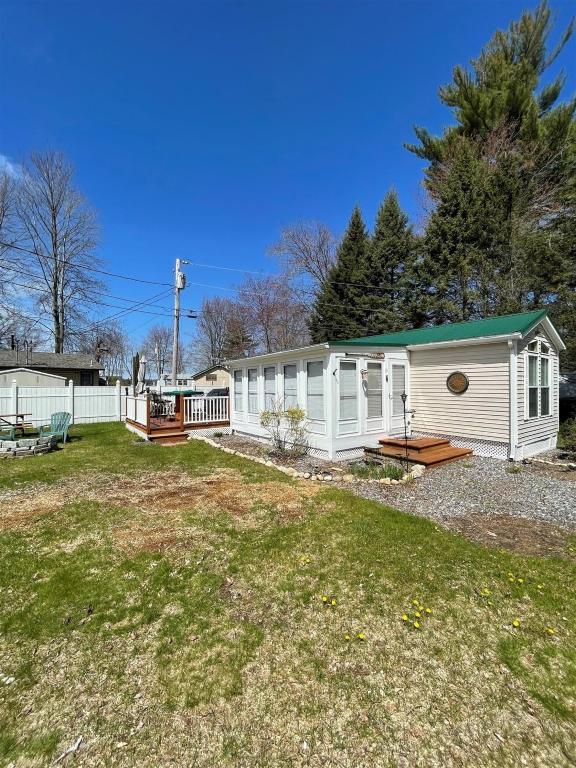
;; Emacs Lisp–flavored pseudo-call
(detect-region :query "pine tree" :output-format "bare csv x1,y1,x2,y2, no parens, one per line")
406,0,575,363
309,207,370,342
361,191,414,334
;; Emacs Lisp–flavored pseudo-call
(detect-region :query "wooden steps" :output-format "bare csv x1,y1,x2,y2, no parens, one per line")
148,429,188,446
366,436,472,468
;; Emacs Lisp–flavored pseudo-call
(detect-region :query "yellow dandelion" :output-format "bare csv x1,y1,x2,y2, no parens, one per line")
412,599,419,606
508,576,515,583
321,595,328,603
401,614,409,622
507,572,514,577
331,599,337,606
414,611,421,618
413,621,420,629
487,600,494,606
357,632,365,641
517,578,524,584
546,627,555,636
425,608,432,614
512,619,521,628
344,634,351,641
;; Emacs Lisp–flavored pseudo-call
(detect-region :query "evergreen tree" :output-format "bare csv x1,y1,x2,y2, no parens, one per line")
407,1,575,363
362,191,414,334
309,207,369,342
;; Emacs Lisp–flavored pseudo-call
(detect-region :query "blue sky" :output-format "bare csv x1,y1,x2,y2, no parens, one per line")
1,0,574,344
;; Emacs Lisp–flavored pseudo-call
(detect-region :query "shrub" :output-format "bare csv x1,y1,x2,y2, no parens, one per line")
260,400,309,457
558,419,576,453
348,461,405,480
213,431,224,438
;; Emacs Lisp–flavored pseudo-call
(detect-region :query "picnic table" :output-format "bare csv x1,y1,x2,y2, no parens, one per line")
0,413,33,438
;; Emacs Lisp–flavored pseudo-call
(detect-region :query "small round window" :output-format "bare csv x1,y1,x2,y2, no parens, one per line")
446,371,469,394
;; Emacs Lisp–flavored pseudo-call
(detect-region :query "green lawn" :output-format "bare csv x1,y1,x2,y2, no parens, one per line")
0,423,575,767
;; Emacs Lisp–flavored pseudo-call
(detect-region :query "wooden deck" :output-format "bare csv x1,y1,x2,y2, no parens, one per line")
366,436,472,468
126,393,230,446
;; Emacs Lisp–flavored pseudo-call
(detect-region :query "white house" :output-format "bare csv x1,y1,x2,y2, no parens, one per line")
226,310,565,461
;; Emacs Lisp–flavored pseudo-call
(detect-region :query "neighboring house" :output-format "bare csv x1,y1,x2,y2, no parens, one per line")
156,365,229,391
227,310,565,461
191,364,229,390
0,368,67,387
0,351,103,386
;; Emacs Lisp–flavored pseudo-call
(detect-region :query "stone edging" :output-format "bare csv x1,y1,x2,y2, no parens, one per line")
189,434,425,485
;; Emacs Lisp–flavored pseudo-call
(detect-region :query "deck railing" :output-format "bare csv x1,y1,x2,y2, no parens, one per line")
126,395,149,427
183,396,229,425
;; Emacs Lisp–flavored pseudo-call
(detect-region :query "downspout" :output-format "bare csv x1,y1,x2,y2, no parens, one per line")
508,339,518,460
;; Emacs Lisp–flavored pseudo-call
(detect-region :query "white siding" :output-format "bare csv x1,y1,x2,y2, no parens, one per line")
516,326,559,451
409,343,510,442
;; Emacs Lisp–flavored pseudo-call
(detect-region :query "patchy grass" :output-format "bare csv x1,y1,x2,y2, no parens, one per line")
0,423,575,767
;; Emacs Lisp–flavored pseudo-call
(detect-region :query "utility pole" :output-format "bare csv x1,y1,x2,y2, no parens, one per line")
171,258,187,385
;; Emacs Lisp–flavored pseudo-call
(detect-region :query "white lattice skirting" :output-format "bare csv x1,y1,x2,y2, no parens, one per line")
411,431,510,460
187,425,231,437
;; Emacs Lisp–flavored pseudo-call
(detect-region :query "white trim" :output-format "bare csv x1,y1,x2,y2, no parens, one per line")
508,339,518,460
526,316,566,352
406,333,521,351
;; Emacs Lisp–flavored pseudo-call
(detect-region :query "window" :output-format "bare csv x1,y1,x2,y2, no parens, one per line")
264,366,276,410
80,371,93,386
540,356,550,416
366,362,382,418
526,339,552,419
392,365,406,417
528,355,538,417
283,364,298,408
339,361,357,420
306,361,324,420
248,368,258,413
233,370,243,412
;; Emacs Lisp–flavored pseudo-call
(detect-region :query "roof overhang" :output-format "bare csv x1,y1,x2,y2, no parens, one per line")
406,333,522,351
0,367,67,379
226,342,329,366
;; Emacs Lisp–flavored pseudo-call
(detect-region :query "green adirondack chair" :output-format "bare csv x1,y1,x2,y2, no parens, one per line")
40,412,72,443
0,422,16,440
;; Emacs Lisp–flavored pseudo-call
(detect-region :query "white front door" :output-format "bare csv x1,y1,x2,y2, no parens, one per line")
388,361,408,435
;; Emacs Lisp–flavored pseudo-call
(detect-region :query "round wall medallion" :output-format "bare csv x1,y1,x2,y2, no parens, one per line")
446,371,469,394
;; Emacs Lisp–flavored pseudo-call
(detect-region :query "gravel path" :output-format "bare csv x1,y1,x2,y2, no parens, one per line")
356,456,576,529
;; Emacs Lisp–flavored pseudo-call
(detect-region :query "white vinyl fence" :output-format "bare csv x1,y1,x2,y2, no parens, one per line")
0,380,126,427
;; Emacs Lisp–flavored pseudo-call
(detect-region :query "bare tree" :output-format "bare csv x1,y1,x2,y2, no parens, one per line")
237,276,310,353
73,321,133,381
268,221,338,290
141,324,173,378
194,296,254,366
14,151,102,352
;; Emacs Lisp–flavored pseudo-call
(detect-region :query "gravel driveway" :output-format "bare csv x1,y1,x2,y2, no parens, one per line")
356,456,576,530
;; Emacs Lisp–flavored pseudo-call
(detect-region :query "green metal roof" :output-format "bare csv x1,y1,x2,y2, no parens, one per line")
332,310,548,347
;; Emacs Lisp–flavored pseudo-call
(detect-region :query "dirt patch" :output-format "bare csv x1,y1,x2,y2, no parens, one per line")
0,469,325,544
0,486,69,529
447,513,575,558
526,461,576,482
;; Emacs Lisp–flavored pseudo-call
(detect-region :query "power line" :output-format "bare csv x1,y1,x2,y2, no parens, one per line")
0,241,173,286
0,260,197,312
